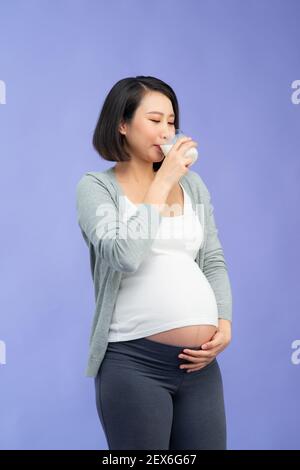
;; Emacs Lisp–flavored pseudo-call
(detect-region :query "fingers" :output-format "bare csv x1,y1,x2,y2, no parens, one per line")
201,341,215,350
179,140,198,152
174,136,192,148
178,353,198,363
179,350,215,365
180,359,214,372
174,136,197,151
182,348,213,356
186,362,211,373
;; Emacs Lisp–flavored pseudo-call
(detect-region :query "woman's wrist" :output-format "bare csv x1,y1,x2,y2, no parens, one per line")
218,319,232,340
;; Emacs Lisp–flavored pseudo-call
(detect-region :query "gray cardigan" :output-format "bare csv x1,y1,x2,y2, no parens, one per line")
76,166,232,377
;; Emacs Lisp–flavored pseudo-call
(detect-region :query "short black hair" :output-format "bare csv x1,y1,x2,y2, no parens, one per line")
92,75,180,172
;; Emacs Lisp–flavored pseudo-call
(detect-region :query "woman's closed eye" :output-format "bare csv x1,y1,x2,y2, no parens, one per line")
150,120,174,125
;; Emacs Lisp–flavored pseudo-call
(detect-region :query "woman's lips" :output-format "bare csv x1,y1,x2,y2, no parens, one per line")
154,145,163,155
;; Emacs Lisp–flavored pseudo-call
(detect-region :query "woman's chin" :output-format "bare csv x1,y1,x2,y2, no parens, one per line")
152,147,165,161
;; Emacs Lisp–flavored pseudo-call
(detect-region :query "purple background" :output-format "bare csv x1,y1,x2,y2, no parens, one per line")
0,0,299,450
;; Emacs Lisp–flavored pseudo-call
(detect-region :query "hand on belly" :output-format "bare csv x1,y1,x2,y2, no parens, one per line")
146,324,218,348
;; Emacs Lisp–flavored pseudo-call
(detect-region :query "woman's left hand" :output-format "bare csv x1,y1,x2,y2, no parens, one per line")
178,322,232,373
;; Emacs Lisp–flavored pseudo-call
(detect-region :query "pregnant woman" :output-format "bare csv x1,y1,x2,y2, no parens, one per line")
76,76,233,450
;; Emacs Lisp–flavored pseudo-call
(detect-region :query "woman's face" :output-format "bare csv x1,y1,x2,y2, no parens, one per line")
119,91,176,163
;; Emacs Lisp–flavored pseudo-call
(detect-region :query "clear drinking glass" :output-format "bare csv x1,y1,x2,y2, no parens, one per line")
159,129,198,164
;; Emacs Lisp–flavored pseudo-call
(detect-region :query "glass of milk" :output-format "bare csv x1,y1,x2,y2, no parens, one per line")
159,129,198,164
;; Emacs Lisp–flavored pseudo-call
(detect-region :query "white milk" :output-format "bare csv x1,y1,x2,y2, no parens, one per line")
160,143,198,164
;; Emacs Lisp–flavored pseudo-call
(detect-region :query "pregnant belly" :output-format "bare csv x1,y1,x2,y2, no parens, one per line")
146,324,218,348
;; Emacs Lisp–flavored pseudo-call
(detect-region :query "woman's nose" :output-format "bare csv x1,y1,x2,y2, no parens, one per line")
161,130,173,141
161,132,173,142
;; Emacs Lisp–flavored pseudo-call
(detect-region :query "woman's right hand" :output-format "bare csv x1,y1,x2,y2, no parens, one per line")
155,136,198,189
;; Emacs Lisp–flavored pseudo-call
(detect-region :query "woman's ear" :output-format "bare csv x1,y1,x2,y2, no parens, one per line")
118,121,127,136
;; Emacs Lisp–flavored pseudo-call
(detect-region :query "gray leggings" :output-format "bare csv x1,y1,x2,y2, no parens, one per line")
94,337,227,450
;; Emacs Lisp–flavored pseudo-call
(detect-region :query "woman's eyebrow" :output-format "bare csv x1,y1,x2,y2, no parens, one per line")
146,111,175,117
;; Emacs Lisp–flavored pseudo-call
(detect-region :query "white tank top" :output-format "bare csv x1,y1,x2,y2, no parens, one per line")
107,182,219,342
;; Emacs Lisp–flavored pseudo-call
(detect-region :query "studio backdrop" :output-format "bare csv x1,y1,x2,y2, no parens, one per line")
0,0,299,450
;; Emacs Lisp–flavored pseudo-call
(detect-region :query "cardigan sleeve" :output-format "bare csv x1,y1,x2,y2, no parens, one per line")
194,173,233,322
76,174,163,273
